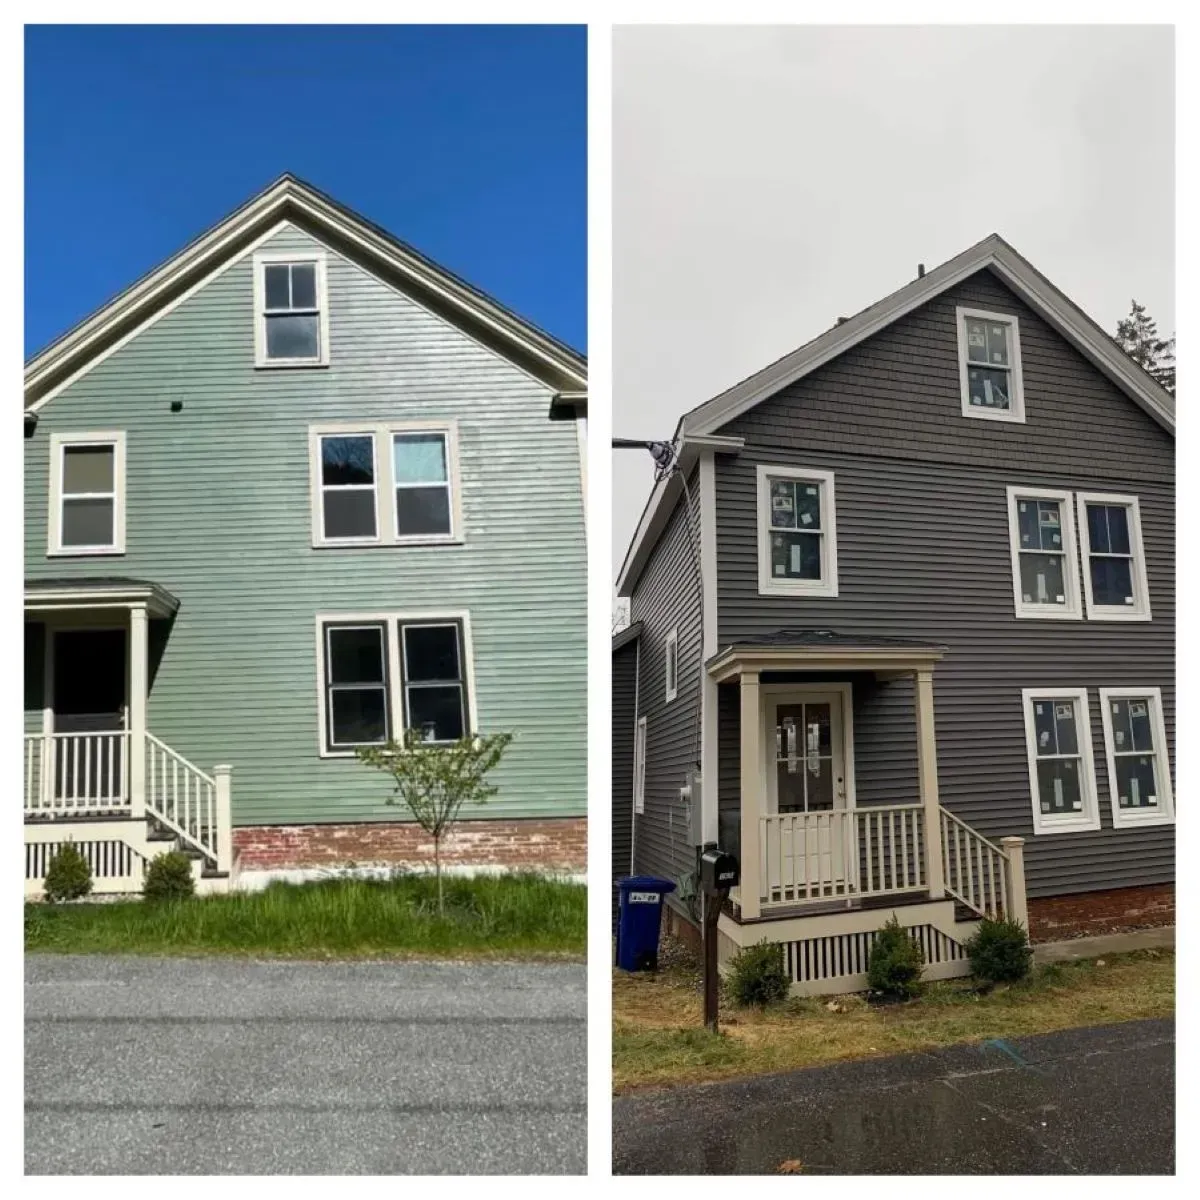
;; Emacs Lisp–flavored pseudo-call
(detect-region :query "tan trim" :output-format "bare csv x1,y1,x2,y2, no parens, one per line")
708,643,945,683
738,670,762,919
915,670,945,898
128,605,148,820
25,582,178,619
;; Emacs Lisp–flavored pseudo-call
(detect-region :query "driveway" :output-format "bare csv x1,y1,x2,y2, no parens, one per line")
614,1018,1174,1174
26,954,585,1175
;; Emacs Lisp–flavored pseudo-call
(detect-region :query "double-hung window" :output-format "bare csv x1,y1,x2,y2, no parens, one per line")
48,432,126,556
310,421,461,547
1005,487,1082,619
1076,493,1151,620
317,613,474,755
633,716,647,815
756,465,839,597
1021,688,1100,834
1099,688,1174,827
957,307,1025,422
254,252,329,367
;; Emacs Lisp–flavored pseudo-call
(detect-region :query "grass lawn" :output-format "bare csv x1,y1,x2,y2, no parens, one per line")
613,940,1174,1093
25,873,585,960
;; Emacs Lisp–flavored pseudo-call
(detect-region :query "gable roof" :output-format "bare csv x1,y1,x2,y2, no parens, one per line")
617,233,1174,597
25,173,586,412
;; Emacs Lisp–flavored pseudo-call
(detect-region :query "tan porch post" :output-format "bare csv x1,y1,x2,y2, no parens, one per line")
739,669,762,919
914,669,945,899
128,603,148,819
1000,836,1029,930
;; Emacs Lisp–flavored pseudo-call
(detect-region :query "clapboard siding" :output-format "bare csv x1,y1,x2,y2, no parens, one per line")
612,632,640,914
25,222,586,827
629,468,703,887
711,267,1173,899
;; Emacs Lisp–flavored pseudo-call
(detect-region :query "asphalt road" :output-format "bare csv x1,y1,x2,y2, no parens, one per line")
614,1018,1174,1175
25,954,586,1175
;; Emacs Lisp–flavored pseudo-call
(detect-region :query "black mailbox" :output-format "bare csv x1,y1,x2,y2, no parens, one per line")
699,848,739,894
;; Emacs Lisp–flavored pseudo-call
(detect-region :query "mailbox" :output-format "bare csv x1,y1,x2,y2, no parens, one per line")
699,848,739,894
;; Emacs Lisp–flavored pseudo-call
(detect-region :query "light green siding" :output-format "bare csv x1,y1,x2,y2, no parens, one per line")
25,223,586,826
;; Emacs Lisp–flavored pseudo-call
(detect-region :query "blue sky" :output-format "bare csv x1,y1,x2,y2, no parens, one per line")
24,25,587,358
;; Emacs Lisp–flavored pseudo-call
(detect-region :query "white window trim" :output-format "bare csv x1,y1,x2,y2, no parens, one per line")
633,716,647,815
664,628,679,703
1075,492,1152,622
314,609,477,759
1021,687,1101,835
756,464,839,598
957,306,1025,424
1098,687,1174,828
1004,486,1083,620
47,431,126,557
308,420,463,548
253,250,330,369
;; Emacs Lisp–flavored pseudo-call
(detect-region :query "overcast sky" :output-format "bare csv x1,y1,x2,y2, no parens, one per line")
611,24,1175,585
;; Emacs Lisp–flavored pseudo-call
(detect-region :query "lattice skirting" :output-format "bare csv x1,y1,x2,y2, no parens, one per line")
25,838,143,895
784,921,968,992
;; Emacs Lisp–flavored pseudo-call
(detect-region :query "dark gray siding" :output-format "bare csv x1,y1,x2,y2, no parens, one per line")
612,633,639,912
713,268,1174,900
629,468,703,889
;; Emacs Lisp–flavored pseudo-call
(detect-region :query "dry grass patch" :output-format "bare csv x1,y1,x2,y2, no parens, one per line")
613,943,1174,1093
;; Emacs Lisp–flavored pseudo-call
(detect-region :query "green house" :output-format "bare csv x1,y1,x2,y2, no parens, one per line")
23,175,587,894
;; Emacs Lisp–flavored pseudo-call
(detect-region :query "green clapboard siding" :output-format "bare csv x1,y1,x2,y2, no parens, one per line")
25,223,586,826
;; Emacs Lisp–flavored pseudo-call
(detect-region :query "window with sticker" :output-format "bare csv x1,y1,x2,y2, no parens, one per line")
756,465,839,597
1021,688,1100,834
1099,688,1174,827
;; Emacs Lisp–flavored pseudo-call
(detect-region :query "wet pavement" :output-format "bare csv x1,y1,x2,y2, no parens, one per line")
613,1018,1174,1174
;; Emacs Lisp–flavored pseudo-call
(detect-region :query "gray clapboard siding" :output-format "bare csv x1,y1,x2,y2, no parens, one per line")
612,628,640,916
25,222,586,827
711,267,1173,899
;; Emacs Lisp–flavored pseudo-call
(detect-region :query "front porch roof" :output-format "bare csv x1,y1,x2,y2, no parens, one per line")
25,577,180,619
706,628,946,682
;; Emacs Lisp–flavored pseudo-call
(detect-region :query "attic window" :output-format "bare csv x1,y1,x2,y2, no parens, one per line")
255,252,329,367
956,307,1025,423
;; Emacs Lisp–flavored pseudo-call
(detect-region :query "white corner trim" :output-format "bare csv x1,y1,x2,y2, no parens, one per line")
1004,486,1082,620
1097,686,1174,828
956,306,1025,423
1021,687,1101,835
755,463,839,598
253,249,330,369
698,451,720,844
664,627,679,703
1075,491,1152,622
46,430,126,557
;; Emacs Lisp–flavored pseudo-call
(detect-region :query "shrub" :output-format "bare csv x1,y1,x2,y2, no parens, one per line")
43,843,93,903
143,851,195,902
728,939,790,1007
966,916,1034,984
867,915,925,999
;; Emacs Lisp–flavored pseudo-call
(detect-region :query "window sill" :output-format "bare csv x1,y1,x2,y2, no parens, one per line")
1110,813,1174,830
1031,816,1102,836
758,580,839,599
312,536,464,550
1013,607,1083,621
1083,607,1153,623
47,546,125,558
961,405,1025,424
254,359,330,371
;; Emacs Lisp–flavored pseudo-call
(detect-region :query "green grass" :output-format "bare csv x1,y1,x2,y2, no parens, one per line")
25,872,585,960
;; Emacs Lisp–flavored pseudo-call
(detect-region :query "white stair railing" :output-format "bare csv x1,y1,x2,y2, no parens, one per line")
939,807,1011,919
145,733,227,871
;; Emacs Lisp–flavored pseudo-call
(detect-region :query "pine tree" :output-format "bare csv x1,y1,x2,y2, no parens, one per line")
1114,300,1175,396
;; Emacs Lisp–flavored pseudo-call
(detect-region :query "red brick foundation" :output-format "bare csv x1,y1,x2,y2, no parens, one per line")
663,903,702,955
1027,884,1174,942
232,817,586,872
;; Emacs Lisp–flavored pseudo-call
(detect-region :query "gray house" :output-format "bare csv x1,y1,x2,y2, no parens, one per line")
24,175,587,895
614,234,1173,995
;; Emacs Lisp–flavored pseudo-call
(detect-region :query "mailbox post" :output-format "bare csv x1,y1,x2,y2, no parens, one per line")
698,847,739,1033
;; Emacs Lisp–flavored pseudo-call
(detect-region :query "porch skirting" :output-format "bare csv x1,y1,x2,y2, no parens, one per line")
232,816,587,873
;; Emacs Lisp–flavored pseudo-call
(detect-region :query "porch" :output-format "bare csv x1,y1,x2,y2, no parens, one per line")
24,578,233,896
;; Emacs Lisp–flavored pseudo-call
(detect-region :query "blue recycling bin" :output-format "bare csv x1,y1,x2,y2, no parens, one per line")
615,876,676,972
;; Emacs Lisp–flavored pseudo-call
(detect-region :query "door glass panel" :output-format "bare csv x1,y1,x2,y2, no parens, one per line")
775,701,836,813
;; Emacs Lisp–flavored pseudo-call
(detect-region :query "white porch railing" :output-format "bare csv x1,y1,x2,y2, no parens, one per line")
759,804,928,908
24,731,131,816
146,733,231,872
940,807,1012,920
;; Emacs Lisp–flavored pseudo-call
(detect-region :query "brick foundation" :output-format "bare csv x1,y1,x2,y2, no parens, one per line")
232,817,586,872
664,903,702,956
1027,884,1174,942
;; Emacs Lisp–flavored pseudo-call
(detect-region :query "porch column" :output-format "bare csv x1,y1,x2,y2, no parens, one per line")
129,604,148,819
1000,836,1029,930
914,669,945,899
739,669,762,920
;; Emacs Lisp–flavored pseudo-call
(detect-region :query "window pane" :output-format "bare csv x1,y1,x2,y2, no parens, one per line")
264,264,291,310
404,625,460,683
965,319,989,363
1086,503,1130,555
330,688,387,746
769,480,796,529
1036,757,1083,815
407,684,465,741
794,483,821,531
985,321,1010,367
1054,701,1079,756
1109,699,1134,751
1127,698,1155,752
395,486,452,536
771,531,821,580
63,445,114,494
323,489,377,539
1019,553,1066,605
290,264,317,309
1114,754,1160,809
393,434,448,484
327,626,385,684
265,313,319,359
1032,700,1058,756
61,497,114,546
321,436,374,486
966,366,1011,409
1104,506,1130,554
1090,556,1134,606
